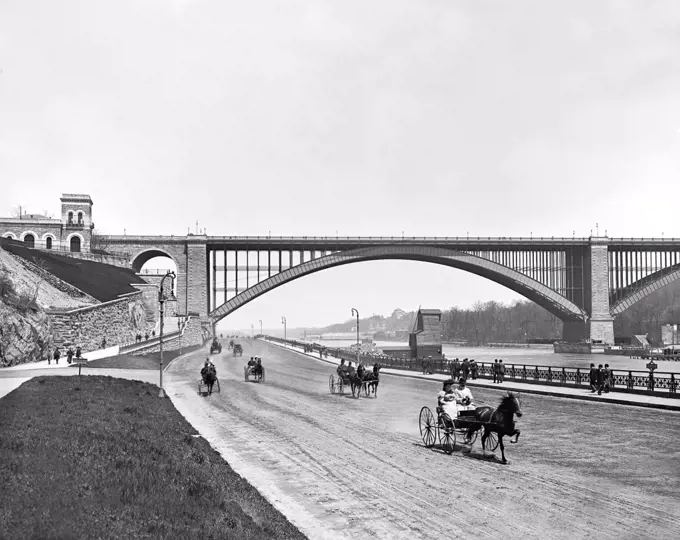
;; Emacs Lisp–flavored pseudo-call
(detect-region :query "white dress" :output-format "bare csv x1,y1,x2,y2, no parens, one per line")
438,390,459,420
454,387,475,412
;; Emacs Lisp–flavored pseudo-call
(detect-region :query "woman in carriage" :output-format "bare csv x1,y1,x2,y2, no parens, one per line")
437,378,475,427
252,357,263,376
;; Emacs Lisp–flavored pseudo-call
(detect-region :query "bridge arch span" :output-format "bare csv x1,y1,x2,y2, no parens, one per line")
611,265,680,316
209,245,584,324
131,248,178,272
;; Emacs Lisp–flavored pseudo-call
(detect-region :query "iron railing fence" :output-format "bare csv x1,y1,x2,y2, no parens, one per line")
262,336,679,398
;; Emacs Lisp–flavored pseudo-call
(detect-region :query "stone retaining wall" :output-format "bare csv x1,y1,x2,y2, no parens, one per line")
47,291,148,352
14,254,96,302
132,317,204,353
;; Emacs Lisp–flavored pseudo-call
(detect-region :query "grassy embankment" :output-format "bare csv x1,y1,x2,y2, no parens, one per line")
0,376,308,540
72,345,205,370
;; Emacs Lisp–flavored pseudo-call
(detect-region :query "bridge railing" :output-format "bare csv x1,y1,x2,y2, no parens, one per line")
262,336,679,399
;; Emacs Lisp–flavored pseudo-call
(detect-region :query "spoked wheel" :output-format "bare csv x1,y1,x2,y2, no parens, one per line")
329,374,335,394
482,430,500,452
419,407,437,448
243,366,248,381
465,427,480,446
439,414,456,454
338,379,345,395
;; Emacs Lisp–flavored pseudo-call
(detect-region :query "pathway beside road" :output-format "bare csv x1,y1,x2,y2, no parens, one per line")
262,338,680,411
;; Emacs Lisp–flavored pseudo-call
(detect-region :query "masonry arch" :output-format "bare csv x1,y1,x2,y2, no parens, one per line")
209,245,584,324
3,233,16,239
130,248,178,273
67,233,84,252
41,233,56,249
21,231,38,248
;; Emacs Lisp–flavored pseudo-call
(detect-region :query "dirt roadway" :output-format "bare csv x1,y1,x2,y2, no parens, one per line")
166,341,680,540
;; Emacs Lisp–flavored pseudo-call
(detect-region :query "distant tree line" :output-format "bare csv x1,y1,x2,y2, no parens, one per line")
314,279,680,345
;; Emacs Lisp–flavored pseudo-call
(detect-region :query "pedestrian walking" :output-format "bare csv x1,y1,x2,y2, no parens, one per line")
101,337,107,349
493,359,499,383
498,359,506,383
603,364,611,393
461,358,470,380
76,346,81,361
589,363,598,393
470,359,478,380
66,347,74,364
53,347,60,365
451,358,460,380
596,364,605,395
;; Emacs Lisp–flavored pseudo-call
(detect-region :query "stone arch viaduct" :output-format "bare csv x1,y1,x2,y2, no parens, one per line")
96,234,680,343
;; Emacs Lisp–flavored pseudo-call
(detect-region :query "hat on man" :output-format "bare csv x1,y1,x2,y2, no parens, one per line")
443,378,455,388
458,378,466,385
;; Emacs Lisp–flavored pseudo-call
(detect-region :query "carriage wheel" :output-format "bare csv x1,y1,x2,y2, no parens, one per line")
338,378,344,394
328,374,335,394
214,379,220,393
466,427,479,445
419,407,437,448
244,366,248,381
439,414,456,454
483,430,499,452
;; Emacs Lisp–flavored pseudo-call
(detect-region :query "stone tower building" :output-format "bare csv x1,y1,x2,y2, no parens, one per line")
0,193,94,252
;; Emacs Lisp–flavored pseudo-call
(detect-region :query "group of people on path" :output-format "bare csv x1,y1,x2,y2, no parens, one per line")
589,363,613,395
449,358,479,380
49,345,82,365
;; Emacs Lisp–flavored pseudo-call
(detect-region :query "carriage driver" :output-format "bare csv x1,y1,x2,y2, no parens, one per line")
336,359,346,377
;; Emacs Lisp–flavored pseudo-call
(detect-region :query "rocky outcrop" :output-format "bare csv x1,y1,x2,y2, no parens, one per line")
0,300,53,367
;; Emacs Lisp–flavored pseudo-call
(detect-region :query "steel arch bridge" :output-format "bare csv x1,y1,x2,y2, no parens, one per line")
98,234,680,343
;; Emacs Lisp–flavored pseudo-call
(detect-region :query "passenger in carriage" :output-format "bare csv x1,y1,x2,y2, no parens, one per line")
253,357,263,375
336,359,346,377
437,379,458,428
247,357,256,368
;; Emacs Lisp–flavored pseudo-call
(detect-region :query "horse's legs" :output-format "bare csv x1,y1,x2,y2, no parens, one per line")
498,436,507,463
510,428,521,443
481,428,488,457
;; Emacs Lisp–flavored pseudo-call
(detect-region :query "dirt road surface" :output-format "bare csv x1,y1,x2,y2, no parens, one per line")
166,340,680,540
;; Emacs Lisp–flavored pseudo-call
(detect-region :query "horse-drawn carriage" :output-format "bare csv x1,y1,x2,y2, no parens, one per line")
198,364,220,395
418,392,522,463
210,339,222,354
244,362,265,382
328,364,381,398
233,343,243,356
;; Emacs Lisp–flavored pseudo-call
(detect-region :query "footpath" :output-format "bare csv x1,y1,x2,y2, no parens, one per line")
261,339,680,412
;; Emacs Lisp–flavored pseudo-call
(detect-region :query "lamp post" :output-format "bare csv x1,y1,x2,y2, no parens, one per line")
158,270,176,398
351,308,360,365
177,316,183,355
281,316,287,341
251,324,254,339
259,319,263,336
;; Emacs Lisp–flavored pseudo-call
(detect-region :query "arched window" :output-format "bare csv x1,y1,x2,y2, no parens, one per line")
70,236,81,252
68,211,73,224
23,234,35,249
3,233,16,239
46,237,53,249
77,212,83,224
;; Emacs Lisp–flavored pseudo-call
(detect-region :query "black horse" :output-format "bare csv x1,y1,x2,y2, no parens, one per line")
350,364,367,398
469,392,522,464
364,364,382,397
201,365,217,395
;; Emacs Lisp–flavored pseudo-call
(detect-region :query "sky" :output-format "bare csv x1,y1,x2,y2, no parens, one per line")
2,1,680,332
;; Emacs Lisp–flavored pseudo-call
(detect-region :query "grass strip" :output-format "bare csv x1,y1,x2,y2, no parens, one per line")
0,376,308,540
72,345,205,370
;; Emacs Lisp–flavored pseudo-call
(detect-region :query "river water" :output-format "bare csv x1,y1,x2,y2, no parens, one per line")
304,339,680,374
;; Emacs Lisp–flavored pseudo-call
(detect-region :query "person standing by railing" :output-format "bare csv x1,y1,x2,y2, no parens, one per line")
498,360,505,383
493,359,499,383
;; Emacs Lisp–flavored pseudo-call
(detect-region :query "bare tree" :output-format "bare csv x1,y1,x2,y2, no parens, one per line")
90,227,110,253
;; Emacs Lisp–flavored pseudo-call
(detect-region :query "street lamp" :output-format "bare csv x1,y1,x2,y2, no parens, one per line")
251,323,254,338
177,315,183,355
351,308,360,364
158,270,176,398
281,316,287,340
259,319,263,336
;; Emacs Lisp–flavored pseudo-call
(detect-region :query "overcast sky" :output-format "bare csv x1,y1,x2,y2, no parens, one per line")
2,1,680,331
